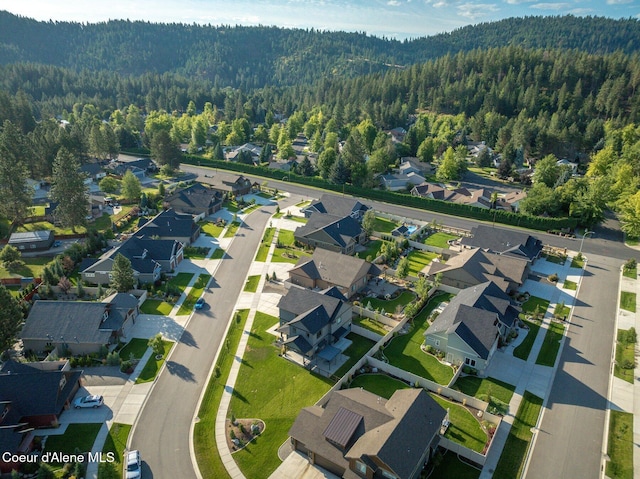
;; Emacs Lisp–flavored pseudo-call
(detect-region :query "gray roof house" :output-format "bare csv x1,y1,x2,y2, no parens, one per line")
8,230,55,251
460,225,543,262
288,387,446,479
0,360,82,472
295,213,367,256
197,174,255,197
137,208,201,245
276,286,352,366
21,292,140,356
288,248,379,299
303,194,370,221
379,171,426,191
422,247,529,293
163,183,223,218
424,281,520,373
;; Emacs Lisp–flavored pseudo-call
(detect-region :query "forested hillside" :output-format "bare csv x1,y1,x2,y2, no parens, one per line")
0,11,638,89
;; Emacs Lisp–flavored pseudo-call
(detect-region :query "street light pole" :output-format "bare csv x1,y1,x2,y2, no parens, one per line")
579,230,594,254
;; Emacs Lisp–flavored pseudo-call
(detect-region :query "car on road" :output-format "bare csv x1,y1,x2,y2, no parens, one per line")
52,240,62,247
194,297,205,310
124,450,141,479
74,394,104,409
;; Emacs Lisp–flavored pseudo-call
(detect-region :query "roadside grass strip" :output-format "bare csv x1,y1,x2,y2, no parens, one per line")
43,423,102,468
99,423,132,478
230,312,333,478
255,227,275,261
535,321,565,367
424,232,458,248
136,339,174,383
194,310,249,479
177,274,212,315
513,320,541,361
385,293,455,385
493,391,543,479
243,275,261,293
224,221,241,238
606,410,634,479
563,279,577,290
211,247,225,259
614,328,637,384
620,291,636,312
623,267,637,279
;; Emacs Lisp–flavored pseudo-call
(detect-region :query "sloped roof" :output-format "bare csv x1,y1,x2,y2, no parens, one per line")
287,304,332,335
163,183,222,213
295,213,364,249
305,194,370,217
137,209,198,240
289,249,375,290
277,286,345,321
461,225,542,261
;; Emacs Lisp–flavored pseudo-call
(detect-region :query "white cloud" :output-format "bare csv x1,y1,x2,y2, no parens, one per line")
504,0,534,4
607,0,633,4
431,0,449,7
388,0,402,5
457,2,499,19
569,8,594,14
530,2,570,9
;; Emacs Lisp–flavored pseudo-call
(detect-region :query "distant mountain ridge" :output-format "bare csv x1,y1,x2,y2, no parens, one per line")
0,11,638,89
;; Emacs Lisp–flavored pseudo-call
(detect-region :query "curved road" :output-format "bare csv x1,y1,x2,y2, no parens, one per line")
129,197,295,479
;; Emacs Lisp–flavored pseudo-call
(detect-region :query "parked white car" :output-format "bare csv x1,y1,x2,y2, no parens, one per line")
125,450,141,479
73,395,104,409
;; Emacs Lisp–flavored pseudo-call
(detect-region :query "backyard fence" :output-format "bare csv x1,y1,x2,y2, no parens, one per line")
350,325,384,342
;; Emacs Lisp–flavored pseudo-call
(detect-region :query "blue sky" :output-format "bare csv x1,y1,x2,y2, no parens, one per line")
1,0,638,39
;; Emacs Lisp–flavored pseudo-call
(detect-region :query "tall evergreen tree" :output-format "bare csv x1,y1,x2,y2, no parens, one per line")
0,120,33,225
0,284,23,353
110,253,136,292
50,147,89,231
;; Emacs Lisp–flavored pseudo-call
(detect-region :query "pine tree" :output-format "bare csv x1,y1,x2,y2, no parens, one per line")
0,284,23,354
50,147,89,232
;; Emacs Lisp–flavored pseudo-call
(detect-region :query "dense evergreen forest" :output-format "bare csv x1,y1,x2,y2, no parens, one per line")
0,11,638,89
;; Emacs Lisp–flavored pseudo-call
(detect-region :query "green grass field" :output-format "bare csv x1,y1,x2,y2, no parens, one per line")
373,216,399,233
44,423,102,467
255,227,275,261
621,291,636,312
0,256,51,279
333,333,376,378
200,221,225,238
513,320,541,361
563,279,577,290
99,423,132,478
428,450,480,479
140,298,174,315
452,376,515,405
535,321,565,367
224,221,241,238
244,275,261,293
623,267,637,279
177,274,211,315
349,373,408,399
171,272,195,291
406,250,438,276
606,410,634,479
136,339,174,383
356,239,386,260
424,232,458,248
119,338,149,360
614,329,637,384
362,290,416,314
353,316,389,336
520,296,550,319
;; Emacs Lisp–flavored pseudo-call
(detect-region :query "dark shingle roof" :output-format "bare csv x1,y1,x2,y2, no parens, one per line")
287,305,332,335
305,194,370,218
290,249,375,291
277,286,344,321
163,183,222,213
461,225,542,261
295,213,364,249
137,209,198,240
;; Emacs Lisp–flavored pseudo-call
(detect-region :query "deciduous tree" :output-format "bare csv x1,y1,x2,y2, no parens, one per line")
110,253,136,292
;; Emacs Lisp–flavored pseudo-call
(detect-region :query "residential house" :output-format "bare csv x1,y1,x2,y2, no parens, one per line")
276,286,352,365
268,159,298,172
411,183,497,209
21,292,140,356
398,157,433,176
379,171,426,192
303,194,371,221
8,230,55,251
388,127,407,143
225,143,263,163
80,162,106,184
422,247,529,293
163,183,223,219
197,174,255,197
137,209,201,245
502,190,527,212
460,225,543,262
424,281,520,373
287,248,380,299
0,360,82,472
288,387,446,479
295,213,367,255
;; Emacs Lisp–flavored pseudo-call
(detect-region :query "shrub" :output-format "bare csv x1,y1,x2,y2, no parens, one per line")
625,258,637,271
106,351,121,366
120,360,132,373
548,273,559,282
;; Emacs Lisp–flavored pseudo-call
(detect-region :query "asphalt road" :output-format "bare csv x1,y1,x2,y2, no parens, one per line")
129,197,293,479
525,253,621,479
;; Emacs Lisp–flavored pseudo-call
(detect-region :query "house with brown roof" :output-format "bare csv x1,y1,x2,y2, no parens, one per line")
163,183,222,218
287,249,380,299
422,247,529,293
196,174,255,197
288,387,446,479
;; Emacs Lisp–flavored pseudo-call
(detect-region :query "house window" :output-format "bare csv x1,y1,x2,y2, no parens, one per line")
316,331,322,339
465,358,476,367
85,273,95,278
355,461,367,475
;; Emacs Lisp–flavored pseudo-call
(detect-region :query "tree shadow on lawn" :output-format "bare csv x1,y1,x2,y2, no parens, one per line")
231,388,249,404
235,356,253,369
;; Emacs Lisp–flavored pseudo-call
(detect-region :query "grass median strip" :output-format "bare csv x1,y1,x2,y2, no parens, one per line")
535,321,565,367
177,274,211,315
243,275,261,293
136,339,174,383
606,410,634,479
620,291,636,312
513,320,540,361
255,227,275,261
99,423,132,478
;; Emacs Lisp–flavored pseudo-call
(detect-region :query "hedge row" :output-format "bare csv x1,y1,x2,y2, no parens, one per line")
181,155,578,232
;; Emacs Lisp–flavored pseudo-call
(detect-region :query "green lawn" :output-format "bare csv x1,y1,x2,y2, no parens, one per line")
200,221,225,238
493,391,543,479
563,279,577,290
430,394,488,453
140,298,174,315
424,232,458,248
406,250,438,276
623,267,637,279
571,256,585,269
283,214,307,223
614,329,636,384
334,333,376,379
543,252,567,265
362,290,416,315
452,376,515,405
385,293,455,385
606,410,634,479
277,229,295,246
428,450,480,479
295,200,310,207
195,310,249,479
626,237,640,246
255,227,275,261
244,275,261,293
170,272,195,292
29,205,46,216
211,247,225,259
271,247,311,264
554,302,571,318
0,256,51,279
224,221,241,238
620,291,636,312
99,423,132,478
119,338,149,360
230,312,333,479
136,339,174,383
44,423,102,466
356,239,386,261
349,373,409,399
353,316,389,336
535,321,565,367
224,202,242,213
520,296,550,319
373,216,399,233
513,320,541,361
177,274,211,315
184,246,210,259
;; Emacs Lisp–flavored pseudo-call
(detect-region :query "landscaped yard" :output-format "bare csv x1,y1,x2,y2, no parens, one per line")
244,275,261,293
513,320,541,361
493,391,543,479
177,274,211,315
452,376,515,406
224,221,241,238
535,321,565,367
211,247,225,259
424,232,458,248
606,410,633,479
229,312,333,479
99,423,131,478
0,256,51,279
334,333,376,378
44,423,102,467
563,279,577,290
385,293,455,385
614,328,637,384
373,216,399,233
623,267,637,280
362,290,416,315
355,239,386,261
520,296,550,319
136,339,174,383
170,272,195,292
194,310,250,479
428,450,480,479
620,291,636,313
271,229,311,264
119,338,149,360
353,316,389,336
543,252,567,265
140,298,174,315
349,373,409,399
571,256,585,269
200,221,225,238
406,250,439,277
255,227,275,261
